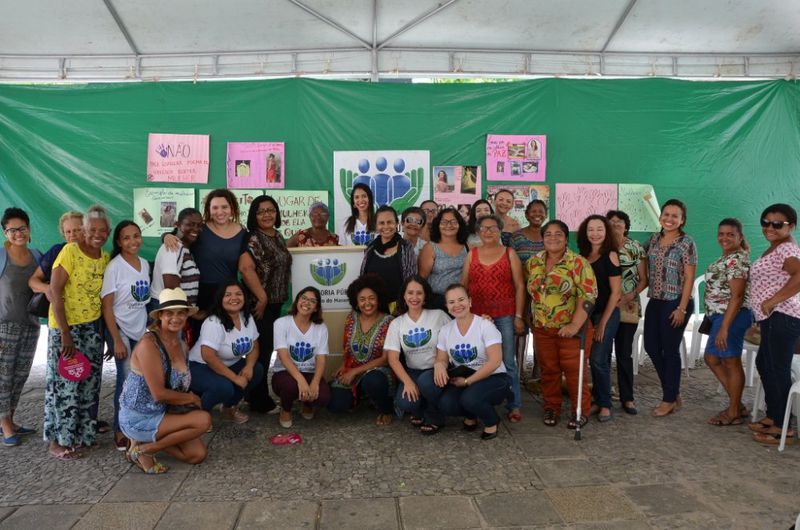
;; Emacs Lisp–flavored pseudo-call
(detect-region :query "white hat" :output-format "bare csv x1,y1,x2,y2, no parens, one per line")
148,288,199,320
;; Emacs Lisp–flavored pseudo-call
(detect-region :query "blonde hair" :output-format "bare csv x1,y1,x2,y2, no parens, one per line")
58,211,84,236
84,204,110,230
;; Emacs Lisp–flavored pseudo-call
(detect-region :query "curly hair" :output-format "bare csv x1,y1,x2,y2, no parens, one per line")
346,274,390,314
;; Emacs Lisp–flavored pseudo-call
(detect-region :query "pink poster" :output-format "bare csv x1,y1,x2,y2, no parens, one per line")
432,165,481,210
555,183,618,231
485,134,546,181
226,142,285,189
146,133,209,183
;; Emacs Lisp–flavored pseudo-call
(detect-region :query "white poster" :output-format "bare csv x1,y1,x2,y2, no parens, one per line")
290,247,364,310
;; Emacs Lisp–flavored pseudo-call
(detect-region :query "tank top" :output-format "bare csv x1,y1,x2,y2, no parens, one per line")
590,253,622,317
120,332,191,415
467,247,515,318
429,243,467,294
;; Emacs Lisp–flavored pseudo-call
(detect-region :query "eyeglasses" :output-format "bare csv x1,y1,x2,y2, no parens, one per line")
4,226,29,236
761,219,791,230
257,208,277,216
479,225,500,233
440,219,459,227
300,295,319,306
403,217,424,225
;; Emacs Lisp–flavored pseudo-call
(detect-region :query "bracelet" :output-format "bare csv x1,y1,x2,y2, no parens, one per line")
464,377,471,386
677,307,687,314
515,315,523,320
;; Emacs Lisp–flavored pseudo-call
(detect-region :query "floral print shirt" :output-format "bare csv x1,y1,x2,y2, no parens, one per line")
526,249,598,329
246,230,292,304
704,250,750,316
644,233,697,301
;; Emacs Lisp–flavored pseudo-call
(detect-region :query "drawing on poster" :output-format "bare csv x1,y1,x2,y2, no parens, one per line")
226,142,285,189
618,184,661,232
146,133,209,184
487,184,550,228
486,134,546,181
433,165,481,207
133,188,196,238
555,183,618,231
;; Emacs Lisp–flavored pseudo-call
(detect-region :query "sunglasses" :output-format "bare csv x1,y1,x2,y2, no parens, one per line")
761,219,791,230
403,217,424,225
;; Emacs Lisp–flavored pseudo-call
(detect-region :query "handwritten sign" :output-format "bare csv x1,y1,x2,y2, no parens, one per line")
486,134,546,181
146,133,209,183
133,188,196,238
271,190,329,239
226,142,285,189
618,184,661,232
555,183,618,231
433,165,481,210
487,184,550,228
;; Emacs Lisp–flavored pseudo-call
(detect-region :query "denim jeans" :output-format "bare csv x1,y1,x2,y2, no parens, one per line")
104,329,136,433
613,322,638,403
494,315,521,410
328,369,394,415
644,298,694,402
394,367,430,418
418,370,511,427
189,358,265,411
590,308,620,408
756,311,800,424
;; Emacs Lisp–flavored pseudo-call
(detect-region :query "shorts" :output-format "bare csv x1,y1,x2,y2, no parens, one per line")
119,407,165,443
704,308,753,358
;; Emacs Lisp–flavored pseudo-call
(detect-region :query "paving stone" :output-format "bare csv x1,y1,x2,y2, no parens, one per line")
73,502,169,530
399,496,481,529
622,484,709,517
0,508,15,524
573,521,653,530
237,499,318,529
514,434,586,459
533,459,607,487
155,502,241,530
546,486,642,524
319,498,397,529
102,469,188,502
474,491,562,526
0,504,89,530
649,511,734,529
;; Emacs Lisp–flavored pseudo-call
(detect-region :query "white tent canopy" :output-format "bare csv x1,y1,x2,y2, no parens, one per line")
1,0,799,82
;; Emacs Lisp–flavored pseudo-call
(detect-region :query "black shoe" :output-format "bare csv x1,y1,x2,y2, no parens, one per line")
480,430,498,440
462,421,478,432
622,403,638,415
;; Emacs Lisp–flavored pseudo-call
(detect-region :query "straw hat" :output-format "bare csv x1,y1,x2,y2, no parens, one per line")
148,288,199,320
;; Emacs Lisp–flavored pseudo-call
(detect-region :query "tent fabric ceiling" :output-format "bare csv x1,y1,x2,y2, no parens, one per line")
1,0,799,82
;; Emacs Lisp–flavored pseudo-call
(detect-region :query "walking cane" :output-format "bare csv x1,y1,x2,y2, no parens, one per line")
574,301,595,442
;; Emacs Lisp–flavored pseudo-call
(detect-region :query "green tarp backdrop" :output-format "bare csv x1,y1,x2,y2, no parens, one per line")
1,77,799,271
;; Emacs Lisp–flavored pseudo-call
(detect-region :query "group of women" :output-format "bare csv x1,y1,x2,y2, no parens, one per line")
1,187,799,472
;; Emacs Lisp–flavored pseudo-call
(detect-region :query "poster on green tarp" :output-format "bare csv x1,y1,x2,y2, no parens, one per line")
618,184,661,232
271,190,329,240
133,188,196,238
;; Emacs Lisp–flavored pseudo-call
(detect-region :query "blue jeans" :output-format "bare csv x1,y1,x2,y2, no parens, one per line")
418,370,511,427
104,330,136,433
644,298,694,402
494,315,521,410
756,311,800,424
590,308,620,408
328,369,394,415
394,367,430,418
189,358,265,411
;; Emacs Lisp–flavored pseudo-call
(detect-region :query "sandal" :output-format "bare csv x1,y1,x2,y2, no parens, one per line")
127,445,168,474
375,414,393,426
96,420,111,434
543,409,558,427
409,416,424,427
708,411,743,426
419,423,441,435
567,415,588,430
748,418,774,433
507,410,522,423
220,406,250,424
462,420,478,432
48,446,81,461
752,429,796,445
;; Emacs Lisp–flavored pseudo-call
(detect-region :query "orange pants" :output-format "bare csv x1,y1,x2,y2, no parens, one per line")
533,326,592,416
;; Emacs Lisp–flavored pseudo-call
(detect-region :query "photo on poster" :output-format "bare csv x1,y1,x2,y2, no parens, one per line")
146,133,210,184
133,188,196,238
486,134,547,181
433,165,482,209
486,184,550,228
226,142,285,189
159,202,177,227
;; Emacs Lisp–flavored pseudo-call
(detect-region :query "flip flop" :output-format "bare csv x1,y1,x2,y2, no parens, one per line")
419,423,441,435
748,419,774,433
507,410,522,423
49,447,81,461
708,411,743,426
752,430,796,445
409,416,424,427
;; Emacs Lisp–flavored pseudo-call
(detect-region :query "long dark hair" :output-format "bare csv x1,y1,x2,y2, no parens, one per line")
430,207,469,244
288,286,324,324
210,280,251,332
247,195,282,232
576,215,616,258
345,183,376,233
467,199,494,235
395,275,434,315
719,217,750,252
110,220,141,259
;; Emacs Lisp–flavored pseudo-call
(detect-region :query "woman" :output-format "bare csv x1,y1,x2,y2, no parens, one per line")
418,208,469,311
328,275,394,425
643,199,697,417
607,210,647,414
119,288,210,473
492,189,521,240
29,210,84,299
386,276,451,427
239,195,292,413
435,170,449,193
101,221,151,451
417,284,510,439
0,208,42,446
461,214,525,422
703,218,752,426
400,206,427,255
360,205,418,301
189,281,264,423
44,205,111,460
509,200,547,265
287,202,339,247
271,287,331,428
577,215,622,422
151,207,203,308
749,204,800,445
340,183,376,246
466,199,493,248
419,200,438,242
527,220,598,428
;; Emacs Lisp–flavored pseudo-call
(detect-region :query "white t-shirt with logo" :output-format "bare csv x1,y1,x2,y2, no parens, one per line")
188,313,259,367
339,218,375,246
272,315,329,373
384,309,451,370
436,316,506,375
100,255,151,347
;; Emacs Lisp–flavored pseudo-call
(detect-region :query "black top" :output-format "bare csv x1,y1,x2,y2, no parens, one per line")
590,253,622,317
364,249,403,299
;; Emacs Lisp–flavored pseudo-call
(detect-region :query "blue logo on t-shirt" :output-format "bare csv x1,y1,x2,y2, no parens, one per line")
130,280,151,302
231,337,253,357
402,327,432,349
352,230,374,246
450,343,478,364
290,341,315,363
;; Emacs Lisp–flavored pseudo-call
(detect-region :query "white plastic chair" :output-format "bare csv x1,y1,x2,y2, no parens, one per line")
741,341,758,388
632,289,689,377
751,355,800,429
687,275,706,366
779,379,800,451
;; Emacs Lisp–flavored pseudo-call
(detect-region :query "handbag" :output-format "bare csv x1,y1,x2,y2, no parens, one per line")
447,365,476,379
27,292,50,319
697,315,712,335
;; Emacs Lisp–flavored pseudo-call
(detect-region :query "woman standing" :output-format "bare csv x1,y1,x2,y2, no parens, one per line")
29,211,84,299
0,208,42,446
417,284,511,439
703,218,752,426
340,183,376,246
419,200,439,242
151,208,203,307
189,281,264,423
287,202,339,247
492,189,521,242
418,208,469,311
360,206,418,301
45,205,111,460
509,200,547,265
466,200,493,248
239,195,292,414
400,206,427,255
100,221,151,450
643,199,697,417
271,287,331,428
607,210,647,414
527,220,598,428
461,214,526,422
577,215,622,422
749,204,800,445
328,275,394,425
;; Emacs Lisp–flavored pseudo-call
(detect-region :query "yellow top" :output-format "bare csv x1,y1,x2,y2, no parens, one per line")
48,243,110,328
526,249,598,329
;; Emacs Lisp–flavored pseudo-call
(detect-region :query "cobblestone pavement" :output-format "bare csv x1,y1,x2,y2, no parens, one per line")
1,334,799,529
